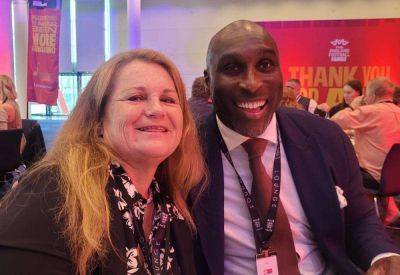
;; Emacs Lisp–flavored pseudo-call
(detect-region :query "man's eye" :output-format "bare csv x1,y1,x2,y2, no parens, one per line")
258,59,274,72
223,63,241,74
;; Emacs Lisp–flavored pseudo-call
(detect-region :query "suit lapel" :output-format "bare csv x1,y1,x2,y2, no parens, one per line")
193,114,224,275
276,109,344,252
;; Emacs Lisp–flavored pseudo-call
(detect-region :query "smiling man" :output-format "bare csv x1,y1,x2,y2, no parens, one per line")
192,20,400,275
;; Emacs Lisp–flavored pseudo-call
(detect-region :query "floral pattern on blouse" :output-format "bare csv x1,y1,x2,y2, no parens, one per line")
109,163,184,275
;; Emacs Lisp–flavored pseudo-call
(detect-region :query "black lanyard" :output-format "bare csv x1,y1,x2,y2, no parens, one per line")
217,128,282,253
130,198,171,275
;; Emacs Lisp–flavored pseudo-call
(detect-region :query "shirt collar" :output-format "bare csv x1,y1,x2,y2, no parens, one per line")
216,113,278,151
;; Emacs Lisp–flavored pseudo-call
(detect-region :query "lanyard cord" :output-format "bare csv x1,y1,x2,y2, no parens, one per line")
216,128,282,252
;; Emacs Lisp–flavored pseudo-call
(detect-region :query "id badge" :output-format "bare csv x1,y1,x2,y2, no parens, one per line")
256,250,279,275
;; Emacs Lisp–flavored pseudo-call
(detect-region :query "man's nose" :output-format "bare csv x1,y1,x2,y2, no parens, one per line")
144,99,165,118
238,68,262,93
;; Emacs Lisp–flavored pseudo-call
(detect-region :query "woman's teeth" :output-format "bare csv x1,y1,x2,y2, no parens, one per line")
137,126,167,132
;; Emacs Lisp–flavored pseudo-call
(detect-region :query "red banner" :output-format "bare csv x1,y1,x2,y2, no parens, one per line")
27,5,61,105
259,19,400,105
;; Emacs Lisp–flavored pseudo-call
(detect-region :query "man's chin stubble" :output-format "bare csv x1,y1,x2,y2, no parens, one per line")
233,123,269,138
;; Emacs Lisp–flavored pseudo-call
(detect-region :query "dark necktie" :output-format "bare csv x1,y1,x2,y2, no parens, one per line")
242,138,300,275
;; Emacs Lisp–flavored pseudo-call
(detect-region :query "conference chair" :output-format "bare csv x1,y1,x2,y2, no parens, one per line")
0,129,23,198
21,119,46,167
370,144,400,228
0,129,23,176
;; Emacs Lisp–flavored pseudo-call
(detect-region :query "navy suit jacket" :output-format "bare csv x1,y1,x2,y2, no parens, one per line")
192,107,400,275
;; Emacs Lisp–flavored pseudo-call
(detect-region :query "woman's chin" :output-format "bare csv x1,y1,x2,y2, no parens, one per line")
135,146,177,162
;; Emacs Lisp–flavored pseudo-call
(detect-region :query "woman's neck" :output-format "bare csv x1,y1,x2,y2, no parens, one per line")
119,160,159,199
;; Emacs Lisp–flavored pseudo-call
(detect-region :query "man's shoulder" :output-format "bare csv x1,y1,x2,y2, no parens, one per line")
355,103,400,117
277,107,344,141
278,107,340,128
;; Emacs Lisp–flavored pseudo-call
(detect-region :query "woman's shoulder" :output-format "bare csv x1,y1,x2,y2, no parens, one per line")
329,102,346,117
0,167,70,261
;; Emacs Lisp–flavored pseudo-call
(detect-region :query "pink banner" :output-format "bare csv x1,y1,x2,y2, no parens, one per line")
27,6,61,105
0,0,13,76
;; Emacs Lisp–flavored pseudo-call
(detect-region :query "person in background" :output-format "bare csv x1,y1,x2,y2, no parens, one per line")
192,20,400,275
0,75,22,130
393,86,400,106
0,49,205,274
284,78,330,117
0,106,7,130
188,76,213,123
332,77,400,225
329,79,363,117
280,86,303,110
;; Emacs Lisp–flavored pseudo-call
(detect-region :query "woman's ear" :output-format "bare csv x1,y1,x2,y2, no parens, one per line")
97,122,104,138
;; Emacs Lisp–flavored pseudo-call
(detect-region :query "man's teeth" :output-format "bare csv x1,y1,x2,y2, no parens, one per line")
137,126,167,132
237,100,266,109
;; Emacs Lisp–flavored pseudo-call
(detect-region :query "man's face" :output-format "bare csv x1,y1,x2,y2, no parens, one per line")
364,88,376,105
284,81,301,97
206,28,282,137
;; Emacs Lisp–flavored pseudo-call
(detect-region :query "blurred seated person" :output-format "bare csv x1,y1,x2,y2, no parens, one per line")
0,49,205,274
284,78,329,117
0,105,7,130
329,79,362,117
280,86,303,110
394,86,400,106
0,75,22,130
0,75,26,151
188,76,213,123
331,77,400,224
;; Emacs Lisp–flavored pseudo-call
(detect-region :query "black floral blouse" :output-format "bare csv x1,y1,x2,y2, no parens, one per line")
108,163,184,275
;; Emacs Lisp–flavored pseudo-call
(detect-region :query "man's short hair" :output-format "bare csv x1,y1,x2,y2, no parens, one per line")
366,77,394,98
286,79,301,86
285,79,301,90
191,76,209,99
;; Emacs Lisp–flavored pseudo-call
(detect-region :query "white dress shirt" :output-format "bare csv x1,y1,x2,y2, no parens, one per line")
219,114,327,275
218,113,394,275
296,95,318,113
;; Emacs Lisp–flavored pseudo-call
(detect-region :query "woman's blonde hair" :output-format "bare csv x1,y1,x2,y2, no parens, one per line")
281,86,303,110
11,49,206,274
0,75,18,101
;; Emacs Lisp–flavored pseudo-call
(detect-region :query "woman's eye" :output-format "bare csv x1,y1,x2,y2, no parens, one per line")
128,95,144,101
161,97,177,104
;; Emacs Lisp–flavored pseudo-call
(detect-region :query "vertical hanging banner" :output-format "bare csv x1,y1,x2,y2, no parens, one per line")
258,19,400,105
27,0,61,105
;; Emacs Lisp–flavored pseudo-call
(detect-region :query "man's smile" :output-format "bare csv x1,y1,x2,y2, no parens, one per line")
235,99,268,113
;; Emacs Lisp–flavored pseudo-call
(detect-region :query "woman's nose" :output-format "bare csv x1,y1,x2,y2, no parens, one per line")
144,99,165,118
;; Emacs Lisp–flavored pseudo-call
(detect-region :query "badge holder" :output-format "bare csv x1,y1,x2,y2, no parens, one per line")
256,248,279,275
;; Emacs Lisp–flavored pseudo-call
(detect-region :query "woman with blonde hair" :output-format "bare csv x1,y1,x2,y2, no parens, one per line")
0,49,206,274
0,75,22,129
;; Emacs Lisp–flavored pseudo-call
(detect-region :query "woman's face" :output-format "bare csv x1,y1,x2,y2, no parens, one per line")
343,85,359,105
102,60,183,165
